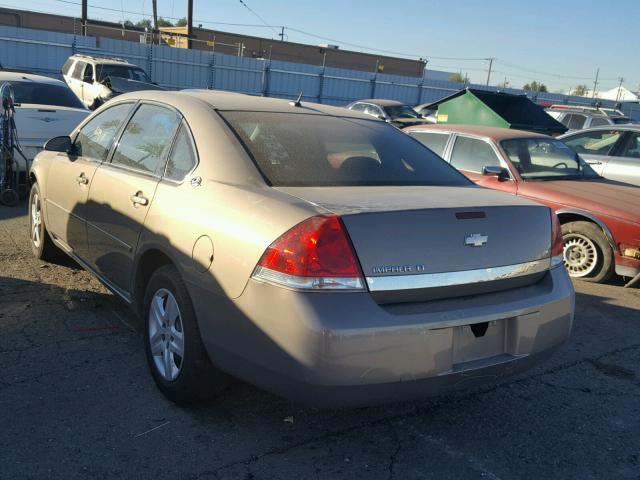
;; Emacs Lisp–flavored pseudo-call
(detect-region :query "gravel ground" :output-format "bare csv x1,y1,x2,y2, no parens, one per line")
1,203,639,480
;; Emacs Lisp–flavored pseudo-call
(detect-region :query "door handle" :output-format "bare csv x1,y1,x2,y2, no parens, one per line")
76,173,89,185
130,192,149,207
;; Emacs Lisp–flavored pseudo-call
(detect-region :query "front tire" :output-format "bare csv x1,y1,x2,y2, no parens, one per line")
562,221,614,283
29,184,60,261
143,264,228,404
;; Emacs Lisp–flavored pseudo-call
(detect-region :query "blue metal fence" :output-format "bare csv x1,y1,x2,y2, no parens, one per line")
1,25,637,119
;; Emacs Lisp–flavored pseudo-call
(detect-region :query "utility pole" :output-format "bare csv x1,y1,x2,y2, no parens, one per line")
81,0,87,36
279,26,285,41
186,0,193,49
591,67,599,99
485,57,494,86
615,77,624,103
152,0,158,43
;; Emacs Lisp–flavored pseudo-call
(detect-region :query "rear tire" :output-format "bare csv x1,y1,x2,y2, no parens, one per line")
143,264,229,404
29,183,61,262
561,221,614,283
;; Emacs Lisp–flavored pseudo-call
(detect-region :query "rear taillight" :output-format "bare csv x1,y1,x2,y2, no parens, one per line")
252,215,365,290
551,211,563,267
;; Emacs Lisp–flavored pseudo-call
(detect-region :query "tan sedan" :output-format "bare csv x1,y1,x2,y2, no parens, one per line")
29,91,574,406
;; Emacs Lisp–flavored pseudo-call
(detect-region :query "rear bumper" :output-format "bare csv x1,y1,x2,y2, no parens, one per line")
191,266,574,407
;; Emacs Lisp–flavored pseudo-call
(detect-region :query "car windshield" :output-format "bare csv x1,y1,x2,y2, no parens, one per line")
96,65,151,83
384,105,421,119
10,81,85,109
220,111,471,187
501,137,599,180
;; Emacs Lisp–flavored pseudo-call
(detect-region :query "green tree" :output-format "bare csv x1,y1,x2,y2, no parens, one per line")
572,84,589,96
135,18,152,29
522,81,548,92
157,17,174,27
449,72,468,84
175,17,188,27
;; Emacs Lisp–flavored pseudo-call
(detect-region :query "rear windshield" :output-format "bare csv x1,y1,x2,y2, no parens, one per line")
219,111,471,187
385,105,421,119
11,81,84,109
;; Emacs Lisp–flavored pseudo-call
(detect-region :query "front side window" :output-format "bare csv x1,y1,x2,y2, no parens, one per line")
619,133,640,159
563,129,622,156
589,117,610,127
449,136,501,173
408,131,450,157
83,63,94,83
75,103,134,161
111,104,181,174
219,111,470,187
363,105,382,117
501,138,599,180
165,123,198,181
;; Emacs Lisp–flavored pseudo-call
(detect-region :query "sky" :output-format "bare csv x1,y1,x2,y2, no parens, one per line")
9,0,639,92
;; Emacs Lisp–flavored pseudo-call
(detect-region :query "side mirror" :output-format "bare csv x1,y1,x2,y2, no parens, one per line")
378,115,389,122
482,165,510,181
44,136,72,153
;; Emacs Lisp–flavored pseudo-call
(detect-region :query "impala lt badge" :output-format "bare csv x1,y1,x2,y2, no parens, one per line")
465,233,488,247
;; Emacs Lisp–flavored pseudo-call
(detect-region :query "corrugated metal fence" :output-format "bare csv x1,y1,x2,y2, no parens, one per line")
2,25,639,119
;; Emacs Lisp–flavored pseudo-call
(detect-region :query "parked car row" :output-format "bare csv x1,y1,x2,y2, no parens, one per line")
546,105,633,132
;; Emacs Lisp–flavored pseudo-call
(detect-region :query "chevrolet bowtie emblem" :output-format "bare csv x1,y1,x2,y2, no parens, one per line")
465,233,488,247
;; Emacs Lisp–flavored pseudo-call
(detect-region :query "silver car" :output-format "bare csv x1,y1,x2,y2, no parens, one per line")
560,125,640,186
29,90,574,407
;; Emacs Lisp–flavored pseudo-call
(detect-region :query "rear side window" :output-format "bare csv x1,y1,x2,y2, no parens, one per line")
75,103,134,161
349,103,365,112
71,61,85,80
449,136,501,173
165,123,197,181
408,131,449,157
62,58,74,75
112,104,181,175
219,111,470,187
563,130,622,155
566,114,586,130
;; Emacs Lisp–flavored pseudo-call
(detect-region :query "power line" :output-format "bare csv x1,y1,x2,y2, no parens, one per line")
237,0,278,37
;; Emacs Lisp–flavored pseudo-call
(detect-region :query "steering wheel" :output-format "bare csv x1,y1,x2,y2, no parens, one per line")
552,162,568,169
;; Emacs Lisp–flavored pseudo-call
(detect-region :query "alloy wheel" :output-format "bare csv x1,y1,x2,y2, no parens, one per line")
148,288,185,381
31,192,42,249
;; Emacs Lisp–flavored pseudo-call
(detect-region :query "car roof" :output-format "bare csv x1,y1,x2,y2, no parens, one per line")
352,99,405,107
403,124,547,141
559,124,640,137
69,55,135,66
117,89,381,120
0,71,67,86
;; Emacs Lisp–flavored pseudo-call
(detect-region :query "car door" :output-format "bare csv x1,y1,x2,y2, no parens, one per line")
85,102,182,294
561,128,626,176
45,102,135,259
600,131,640,186
448,135,517,194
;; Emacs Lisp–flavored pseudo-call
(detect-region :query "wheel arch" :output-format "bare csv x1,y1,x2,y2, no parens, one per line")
556,209,617,251
132,246,181,317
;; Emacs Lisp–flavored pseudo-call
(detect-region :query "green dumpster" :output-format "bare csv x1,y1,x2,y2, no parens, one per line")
425,88,567,136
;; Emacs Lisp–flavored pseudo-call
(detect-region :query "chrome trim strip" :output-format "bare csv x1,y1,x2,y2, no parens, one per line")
366,258,551,292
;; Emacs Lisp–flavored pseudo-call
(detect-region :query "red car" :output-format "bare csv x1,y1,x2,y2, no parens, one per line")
404,124,640,285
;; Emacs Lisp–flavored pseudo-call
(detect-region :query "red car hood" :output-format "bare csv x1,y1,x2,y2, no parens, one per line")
521,179,640,224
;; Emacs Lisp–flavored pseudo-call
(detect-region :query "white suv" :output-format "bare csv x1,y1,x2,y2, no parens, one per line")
62,55,162,109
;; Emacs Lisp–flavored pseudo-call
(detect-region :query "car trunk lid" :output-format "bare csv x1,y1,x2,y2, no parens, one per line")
276,186,553,302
